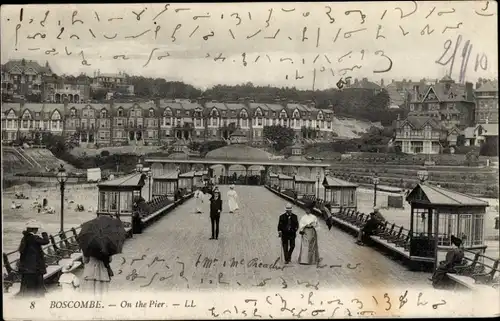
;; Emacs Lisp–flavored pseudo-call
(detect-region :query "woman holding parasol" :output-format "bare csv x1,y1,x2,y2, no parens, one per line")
77,215,127,296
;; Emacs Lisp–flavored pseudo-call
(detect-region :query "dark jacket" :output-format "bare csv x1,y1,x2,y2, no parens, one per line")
210,198,222,217
18,231,49,275
278,212,299,236
362,215,381,234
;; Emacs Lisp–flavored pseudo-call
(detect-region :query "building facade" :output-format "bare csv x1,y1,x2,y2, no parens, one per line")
408,76,476,129
474,80,498,124
393,116,450,154
1,59,53,99
1,99,336,146
91,71,134,96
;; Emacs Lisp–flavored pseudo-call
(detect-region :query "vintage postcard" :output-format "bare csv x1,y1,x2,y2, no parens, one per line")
1,2,499,320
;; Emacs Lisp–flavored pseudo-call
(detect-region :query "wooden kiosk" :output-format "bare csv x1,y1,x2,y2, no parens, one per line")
178,171,195,192
278,173,293,191
322,175,358,211
293,175,315,198
97,172,146,226
152,171,179,200
405,171,489,270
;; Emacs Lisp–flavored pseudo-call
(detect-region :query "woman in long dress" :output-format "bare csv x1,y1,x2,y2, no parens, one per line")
80,255,113,297
298,206,320,265
226,185,239,213
194,186,204,214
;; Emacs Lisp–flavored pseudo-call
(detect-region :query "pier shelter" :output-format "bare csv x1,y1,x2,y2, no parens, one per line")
268,172,279,188
293,175,315,198
152,171,179,199
322,176,358,210
178,171,195,192
405,183,489,268
278,173,294,191
97,172,146,224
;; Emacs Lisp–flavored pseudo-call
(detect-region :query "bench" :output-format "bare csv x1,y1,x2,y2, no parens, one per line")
370,235,410,259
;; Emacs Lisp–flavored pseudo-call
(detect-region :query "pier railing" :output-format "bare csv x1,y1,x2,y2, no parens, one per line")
266,184,499,291
2,192,193,293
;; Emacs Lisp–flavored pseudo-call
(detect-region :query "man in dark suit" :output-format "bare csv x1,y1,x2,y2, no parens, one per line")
277,203,299,264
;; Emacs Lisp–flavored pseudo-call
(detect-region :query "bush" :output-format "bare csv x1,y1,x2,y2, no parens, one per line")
101,150,110,157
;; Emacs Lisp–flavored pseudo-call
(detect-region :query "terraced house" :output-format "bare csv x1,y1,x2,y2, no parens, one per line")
1,99,335,146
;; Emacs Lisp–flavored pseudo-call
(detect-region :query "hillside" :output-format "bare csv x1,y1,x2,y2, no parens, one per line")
2,147,75,176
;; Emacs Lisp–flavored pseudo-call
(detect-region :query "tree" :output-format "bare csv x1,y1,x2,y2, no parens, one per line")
456,134,466,147
263,125,295,151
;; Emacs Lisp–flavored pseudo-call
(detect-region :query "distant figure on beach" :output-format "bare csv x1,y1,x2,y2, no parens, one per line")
42,198,48,208
17,220,49,298
226,185,239,213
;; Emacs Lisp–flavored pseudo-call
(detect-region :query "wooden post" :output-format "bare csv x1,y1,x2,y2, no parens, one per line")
433,210,440,271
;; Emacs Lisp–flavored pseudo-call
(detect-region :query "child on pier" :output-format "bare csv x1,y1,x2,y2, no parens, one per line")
58,261,81,294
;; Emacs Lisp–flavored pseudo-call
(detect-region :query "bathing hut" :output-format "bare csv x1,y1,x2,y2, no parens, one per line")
405,182,489,269
152,171,179,199
97,172,146,224
278,173,294,191
322,176,358,210
293,175,315,198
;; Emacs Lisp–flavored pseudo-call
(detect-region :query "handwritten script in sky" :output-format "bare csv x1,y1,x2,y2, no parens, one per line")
1,2,497,90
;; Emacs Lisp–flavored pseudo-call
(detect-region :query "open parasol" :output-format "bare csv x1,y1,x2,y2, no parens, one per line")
77,215,127,259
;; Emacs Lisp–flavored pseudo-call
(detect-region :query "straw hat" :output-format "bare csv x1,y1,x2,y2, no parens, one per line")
25,219,41,229
373,206,380,211
285,203,292,210
230,184,235,189
61,261,82,273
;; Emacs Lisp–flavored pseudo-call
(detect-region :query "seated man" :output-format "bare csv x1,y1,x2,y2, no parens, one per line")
431,235,465,289
355,210,381,246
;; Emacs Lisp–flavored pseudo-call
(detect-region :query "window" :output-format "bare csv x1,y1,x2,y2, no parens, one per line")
117,109,123,117
195,119,202,127
165,117,171,126
101,110,107,118
257,118,262,126
70,109,76,117
149,109,155,117
185,111,190,116
120,192,133,213
109,192,118,212
99,192,107,211
242,118,248,128
130,110,135,117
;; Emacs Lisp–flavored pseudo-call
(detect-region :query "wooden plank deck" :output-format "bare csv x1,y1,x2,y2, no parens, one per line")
108,186,431,292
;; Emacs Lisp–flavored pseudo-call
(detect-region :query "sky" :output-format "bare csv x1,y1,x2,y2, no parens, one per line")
1,2,498,90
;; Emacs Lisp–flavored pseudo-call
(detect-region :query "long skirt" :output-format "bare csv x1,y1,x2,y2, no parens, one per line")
195,198,203,213
228,198,239,212
17,273,46,297
80,279,110,296
298,227,320,265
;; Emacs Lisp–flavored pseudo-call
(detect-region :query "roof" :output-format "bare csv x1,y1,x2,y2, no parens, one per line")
411,78,473,103
477,124,499,136
205,145,272,161
155,171,179,180
476,80,498,93
98,173,145,189
278,174,293,180
463,127,476,139
294,175,315,183
179,171,195,178
322,176,358,188
194,170,208,176
399,116,444,130
2,59,52,75
406,183,489,207
268,172,278,177
349,78,381,90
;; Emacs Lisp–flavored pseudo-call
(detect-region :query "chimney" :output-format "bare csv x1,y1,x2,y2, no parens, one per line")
413,85,420,100
465,82,474,101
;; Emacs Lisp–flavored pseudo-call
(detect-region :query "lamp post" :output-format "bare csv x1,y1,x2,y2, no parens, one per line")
136,159,143,173
56,164,69,232
147,171,152,201
316,172,321,199
372,175,380,207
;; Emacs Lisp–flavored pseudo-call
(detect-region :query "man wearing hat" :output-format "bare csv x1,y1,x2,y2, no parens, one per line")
277,203,299,264
355,207,384,246
17,220,49,297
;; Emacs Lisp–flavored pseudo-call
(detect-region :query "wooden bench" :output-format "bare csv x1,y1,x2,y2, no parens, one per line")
370,235,410,259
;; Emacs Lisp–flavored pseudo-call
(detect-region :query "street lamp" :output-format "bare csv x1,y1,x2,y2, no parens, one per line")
56,164,69,232
147,171,152,201
316,172,321,199
417,170,429,183
372,175,380,207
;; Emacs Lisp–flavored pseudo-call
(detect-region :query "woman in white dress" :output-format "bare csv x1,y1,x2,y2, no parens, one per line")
226,185,239,213
194,186,204,214
297,206,320,265
80,255,112,297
